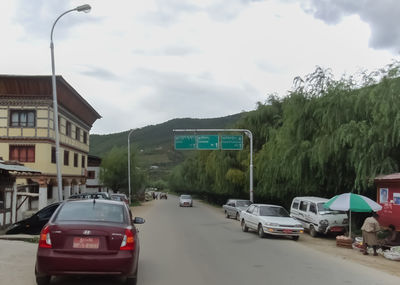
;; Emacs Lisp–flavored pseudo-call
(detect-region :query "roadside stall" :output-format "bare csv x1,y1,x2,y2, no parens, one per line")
374,173,400,229
324,192,382,248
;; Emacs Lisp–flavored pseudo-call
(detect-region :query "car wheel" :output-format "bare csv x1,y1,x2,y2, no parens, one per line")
225,211,229,218
292,236,299,241
126,266,138,285
126,275,137,285
309,226,318,237
241,220,249,232
258,224,265,238
35,275,50,285
236,212,240,220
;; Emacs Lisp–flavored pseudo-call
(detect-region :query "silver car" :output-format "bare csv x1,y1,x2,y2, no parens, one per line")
179,194,193,207
223,199,252,220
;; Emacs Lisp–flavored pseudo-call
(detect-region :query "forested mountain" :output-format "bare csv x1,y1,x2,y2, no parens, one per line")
169,64,400,207
90,114,244,157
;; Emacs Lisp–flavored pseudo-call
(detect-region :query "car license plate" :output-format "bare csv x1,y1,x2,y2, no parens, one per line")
330,227,343,232
73,237,99,249
283,229,292,234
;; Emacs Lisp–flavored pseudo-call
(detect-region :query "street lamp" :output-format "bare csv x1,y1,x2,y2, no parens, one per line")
50,4,91,202
127,129,135,205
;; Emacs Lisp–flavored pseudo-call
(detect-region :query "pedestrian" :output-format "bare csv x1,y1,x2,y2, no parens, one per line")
361,212,380,256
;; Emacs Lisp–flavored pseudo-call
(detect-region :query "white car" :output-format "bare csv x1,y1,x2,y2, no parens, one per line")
240,204,304,240
179,194,193,207
290,197,348,237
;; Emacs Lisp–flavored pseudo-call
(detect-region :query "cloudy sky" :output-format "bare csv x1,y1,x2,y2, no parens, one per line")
0,0,398,134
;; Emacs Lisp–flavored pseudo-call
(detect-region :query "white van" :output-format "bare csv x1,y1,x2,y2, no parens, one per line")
290,197,348,237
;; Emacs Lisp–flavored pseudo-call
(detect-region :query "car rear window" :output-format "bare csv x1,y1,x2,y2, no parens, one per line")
55,202,126,223
236,200,251,207
181,195,191,199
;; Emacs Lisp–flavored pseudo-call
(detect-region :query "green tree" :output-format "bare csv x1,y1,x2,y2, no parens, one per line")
100,146,146,195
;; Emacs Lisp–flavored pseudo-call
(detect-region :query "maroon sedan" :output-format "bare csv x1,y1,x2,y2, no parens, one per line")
35,199,145,285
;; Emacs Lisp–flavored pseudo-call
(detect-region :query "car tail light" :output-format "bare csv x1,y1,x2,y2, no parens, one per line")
120,228,135,250
39,225,52,248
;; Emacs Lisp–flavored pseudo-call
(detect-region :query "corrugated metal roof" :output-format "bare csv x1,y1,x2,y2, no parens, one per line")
0,163,40,173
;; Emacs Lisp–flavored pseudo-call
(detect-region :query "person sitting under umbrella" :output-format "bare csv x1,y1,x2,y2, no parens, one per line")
361,212,381,256
381,224,400,249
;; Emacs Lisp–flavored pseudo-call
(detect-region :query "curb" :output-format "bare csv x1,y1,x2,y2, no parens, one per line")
0,234,39,242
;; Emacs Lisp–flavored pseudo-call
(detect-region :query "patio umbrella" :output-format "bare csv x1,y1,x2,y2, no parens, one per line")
324,192,382,237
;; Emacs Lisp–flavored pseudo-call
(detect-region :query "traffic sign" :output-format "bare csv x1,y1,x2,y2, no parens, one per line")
174,135,196,150
221,135,243,150
197,135,219,150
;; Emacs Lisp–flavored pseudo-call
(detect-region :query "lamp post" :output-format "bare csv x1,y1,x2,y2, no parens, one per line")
127,129,135,205
50,4,91,202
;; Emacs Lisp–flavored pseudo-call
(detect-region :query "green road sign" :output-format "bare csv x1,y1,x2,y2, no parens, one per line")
221,135,243,150
197,135,219,150
175,135,196,150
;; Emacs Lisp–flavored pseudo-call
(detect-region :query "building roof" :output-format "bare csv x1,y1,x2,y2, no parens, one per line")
0,75,101,127
88,155,102,167
375,173,400,182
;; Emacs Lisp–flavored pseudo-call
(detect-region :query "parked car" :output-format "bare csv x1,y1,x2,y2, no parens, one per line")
111,193,129,204
6,202,61,235
35,199,145,285
159,193,168,199
223,199,252,220
179,195,193,207
69,192,111,200
290,197,348,237
240,204,304,240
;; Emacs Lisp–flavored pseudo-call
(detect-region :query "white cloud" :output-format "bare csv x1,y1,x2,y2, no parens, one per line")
0,0,396,134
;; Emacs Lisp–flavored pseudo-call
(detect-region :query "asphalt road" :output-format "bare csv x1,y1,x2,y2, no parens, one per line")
137,196,399,285
1,196,399,285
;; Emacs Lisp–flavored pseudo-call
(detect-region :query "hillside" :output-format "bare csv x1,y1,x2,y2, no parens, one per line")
89,113,245,181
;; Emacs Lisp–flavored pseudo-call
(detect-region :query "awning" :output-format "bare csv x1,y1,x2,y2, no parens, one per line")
0,163,41,174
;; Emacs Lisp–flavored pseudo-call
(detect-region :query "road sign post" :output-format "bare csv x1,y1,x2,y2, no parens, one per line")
173,129,254,202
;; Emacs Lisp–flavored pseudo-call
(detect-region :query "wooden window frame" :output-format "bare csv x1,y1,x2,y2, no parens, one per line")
87,170,95,179
66,121,72,137
51,147,56,164
74,153,78,167
76,127,81,141
64,150,69,166
9,145,35,162
9,110,36,127
83,131,88,144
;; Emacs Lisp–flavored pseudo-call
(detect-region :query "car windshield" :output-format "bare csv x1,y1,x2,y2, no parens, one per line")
181,195,191,199
56,202,126,223
111,196,123,201
236,200,251,207
259,206,290,217
317,203,346,214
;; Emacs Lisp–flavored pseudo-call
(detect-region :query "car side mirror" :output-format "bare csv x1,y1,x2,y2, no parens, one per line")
133,217,145,224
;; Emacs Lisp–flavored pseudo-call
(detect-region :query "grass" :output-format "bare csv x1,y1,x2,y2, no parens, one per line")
130,200,142,207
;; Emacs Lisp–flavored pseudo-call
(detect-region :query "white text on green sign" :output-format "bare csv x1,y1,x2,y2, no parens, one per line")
174,135,196,150
197,135,219,150
221,135,243,150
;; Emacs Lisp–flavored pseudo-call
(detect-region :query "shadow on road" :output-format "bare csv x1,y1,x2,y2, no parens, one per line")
51,276,126,284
